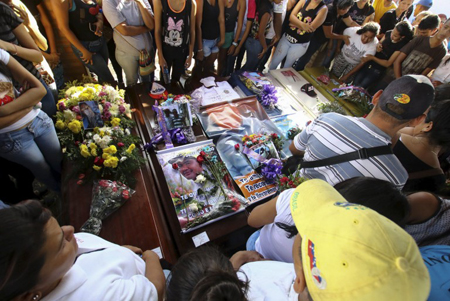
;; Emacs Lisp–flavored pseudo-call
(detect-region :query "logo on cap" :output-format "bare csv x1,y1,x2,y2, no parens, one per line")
394,94,410,104
308,240,327,289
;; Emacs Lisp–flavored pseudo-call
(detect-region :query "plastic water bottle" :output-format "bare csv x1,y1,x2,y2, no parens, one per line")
163,66,171,84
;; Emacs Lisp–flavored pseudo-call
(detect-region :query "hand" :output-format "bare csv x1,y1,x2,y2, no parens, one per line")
342,35,350,46
360,55,373,63
93,20,104,37
232,45,241,57
217,38,225,48
300,22,314,33
81,50,94,65
257,47,267,59
230,250,265,270
227,44,236,56
196,50,204,62
269,35,280,47
43,52,61,68
376,43,383,52
185,55,192,69
431,80,443,87
122,245,143,254
142,250,160,262
13,4,30,27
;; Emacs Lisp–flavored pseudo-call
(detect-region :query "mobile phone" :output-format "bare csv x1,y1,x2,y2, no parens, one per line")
89,23,97,33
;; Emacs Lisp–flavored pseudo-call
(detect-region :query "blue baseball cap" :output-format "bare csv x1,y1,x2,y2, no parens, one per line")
415,0,432,8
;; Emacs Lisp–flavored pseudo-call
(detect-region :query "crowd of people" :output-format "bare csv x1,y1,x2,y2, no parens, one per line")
0,0,450,300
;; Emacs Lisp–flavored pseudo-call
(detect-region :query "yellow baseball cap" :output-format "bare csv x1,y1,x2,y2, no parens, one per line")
290,179,430,301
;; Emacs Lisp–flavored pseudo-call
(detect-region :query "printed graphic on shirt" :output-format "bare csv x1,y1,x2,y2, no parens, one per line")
343,43,369,64
290,12,312,36
164,16,184,47
402,50,433,75
250,12,272,39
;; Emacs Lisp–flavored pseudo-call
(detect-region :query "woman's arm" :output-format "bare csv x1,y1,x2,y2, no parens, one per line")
247,196,278,228
0,56,46,117
362,12,374,25
369,50,401,68
233,19,252,56
153,0,165,67
217,0,225,47
323,25,350,45
114,22,150,36
393,52,407,78
186,0,196,68
37,3,58,54
13,4,48,51
227,0,245,55
290,0,327,32
136,0,155,30
256,12,270,59
50,0,93,64
142,250,165,301
195,0,204,61
0,24,44,63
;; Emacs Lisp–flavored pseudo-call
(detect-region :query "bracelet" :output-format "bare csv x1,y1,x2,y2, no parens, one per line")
232,42,238,47
11,44,18,56
198,49,203,52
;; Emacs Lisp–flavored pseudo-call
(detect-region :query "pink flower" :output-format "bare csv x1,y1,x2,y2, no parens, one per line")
172,163,179,170
103,102,112,109
119,105,126,114
234,144,240,151
72,106,80,113
117,142,125,147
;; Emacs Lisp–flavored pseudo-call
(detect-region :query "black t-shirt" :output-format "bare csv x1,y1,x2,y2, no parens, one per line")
0,3,41,81
314,4,349,43
348,2,374,25
370,30,408,71
285,0,325,44
379,9,406,34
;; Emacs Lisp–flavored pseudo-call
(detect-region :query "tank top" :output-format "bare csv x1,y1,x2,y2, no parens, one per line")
68,0,100,41
161,0,191,48
201,0,220,40
225,0,239,33
285,0,325,44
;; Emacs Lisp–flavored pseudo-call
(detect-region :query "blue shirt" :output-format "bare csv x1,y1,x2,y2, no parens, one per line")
420,245,450,300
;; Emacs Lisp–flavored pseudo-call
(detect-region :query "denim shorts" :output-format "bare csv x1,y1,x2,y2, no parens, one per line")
203,38,219,57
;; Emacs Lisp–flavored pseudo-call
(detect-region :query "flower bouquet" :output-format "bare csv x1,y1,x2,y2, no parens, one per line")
55,82,145,186
238,72,278,109
80,179,135,235
332,85,373,116
276,168,308,193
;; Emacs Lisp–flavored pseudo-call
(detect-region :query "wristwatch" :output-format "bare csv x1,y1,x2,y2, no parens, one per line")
232,42,238,47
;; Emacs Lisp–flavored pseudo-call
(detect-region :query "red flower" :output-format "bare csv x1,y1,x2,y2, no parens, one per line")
197,156,204,164
200,151,206,157
75,141,80,147
77,180,83,185
271,133,278,139
288,180,294,186
234,144,240,151
99,180,109,187
117,142,125,147
78,174,85,179
122,190,130,199
280,177,289,183
172,163,179,170
94,156,104,166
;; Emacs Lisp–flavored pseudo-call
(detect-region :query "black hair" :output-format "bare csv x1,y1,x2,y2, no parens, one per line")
418,14,440,31
424,99,450,148
395,20,414,42
0,200,52,300
276,177,410,238
336,0,355,10
165,246,249,301
356,21,380,35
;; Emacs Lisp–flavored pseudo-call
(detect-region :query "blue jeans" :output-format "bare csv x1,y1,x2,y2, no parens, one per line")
246,229,261,251
0,111,62,192
270,35,310,70
40,79,56,118
353,65,384,89
293,37,325,71
71,37,115,83
242,37,263,71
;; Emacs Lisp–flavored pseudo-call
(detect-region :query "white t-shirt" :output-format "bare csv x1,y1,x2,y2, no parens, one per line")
191,81,240,106
0,48,11,82
266,0,288,40
341,27,377,65
431,54,450,84
255,189,295,263
238,261,298,301
41,233,158,301
103,0,153,56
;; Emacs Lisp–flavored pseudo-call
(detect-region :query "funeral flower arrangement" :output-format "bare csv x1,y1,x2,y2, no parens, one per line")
55,82,145,186
239,72,278,109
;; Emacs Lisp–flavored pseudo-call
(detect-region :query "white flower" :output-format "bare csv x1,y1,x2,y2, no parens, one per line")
194,174,206,183
93,134,101,143
125,129,131,135
98,135,112,149
188,203,199,213
63,109,76,122
120,156,127,162
109,104,119,117
86,132,93,138
99,104,103,113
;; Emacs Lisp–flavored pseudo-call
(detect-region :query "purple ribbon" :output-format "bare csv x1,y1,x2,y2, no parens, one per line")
242,146,283,181
145,128,187,151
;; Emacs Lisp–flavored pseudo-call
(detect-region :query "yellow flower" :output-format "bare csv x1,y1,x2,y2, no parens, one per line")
111,118,121,127
103,145,117,154
99,130,105,137
93,165,102,171
104,156,119,168
80,144,90,158
126,143,136,154
91,149,97,156
68,120,82,134
102,153,110,160
55,120,66,130
89,143,97,149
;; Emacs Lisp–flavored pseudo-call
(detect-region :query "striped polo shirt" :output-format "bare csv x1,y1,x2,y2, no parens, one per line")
293,113,407,189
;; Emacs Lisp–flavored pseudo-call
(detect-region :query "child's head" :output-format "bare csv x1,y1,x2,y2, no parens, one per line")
417,14,440,36
166,247,248,301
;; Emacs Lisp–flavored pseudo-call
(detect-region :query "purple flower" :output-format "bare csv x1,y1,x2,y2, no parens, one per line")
103,111,112,120
58,101,66,111
72,105,80,113
119,105,126,114
261,159,283,183
103,102,112,109
260,84,278,108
